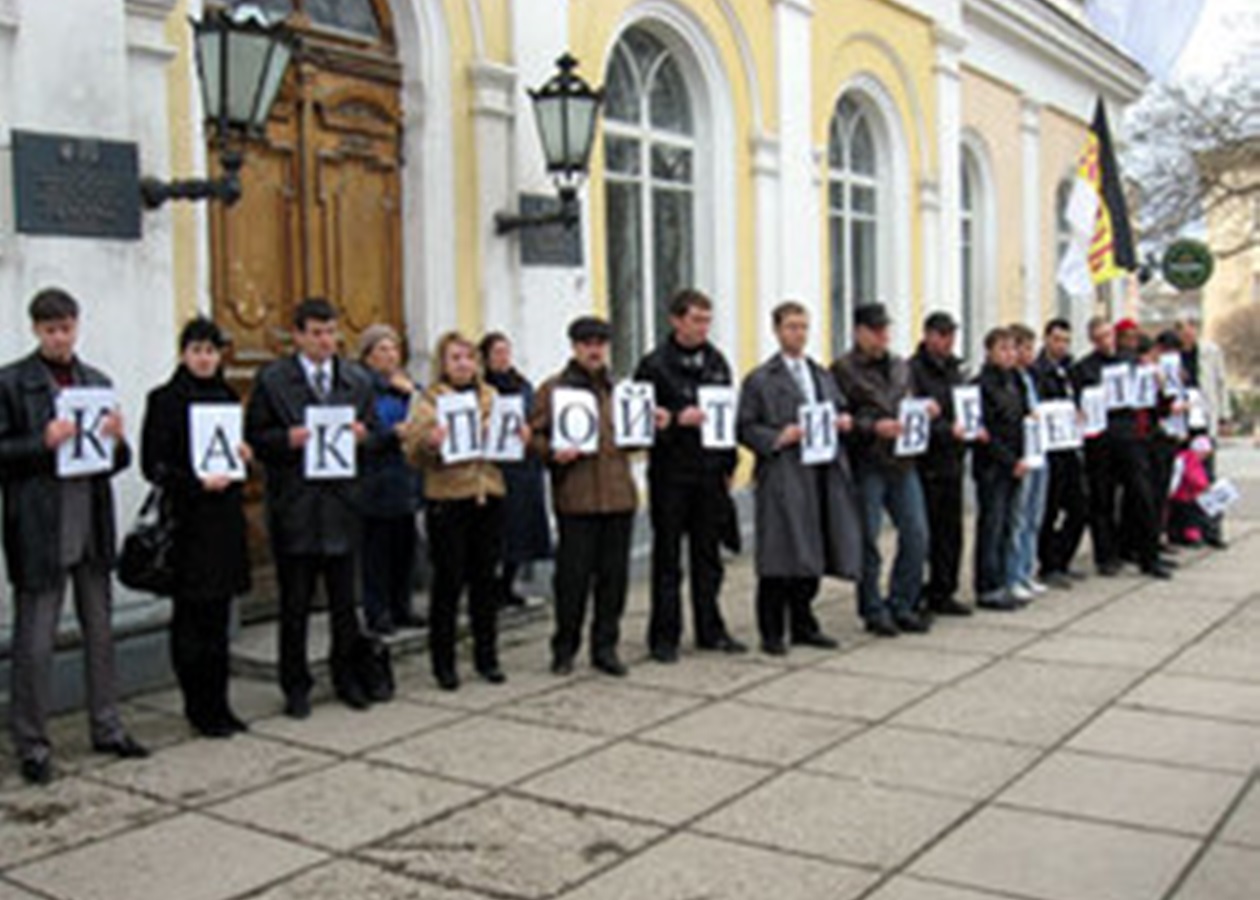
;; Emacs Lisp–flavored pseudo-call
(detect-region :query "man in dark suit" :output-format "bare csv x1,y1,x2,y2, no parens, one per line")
246,298,378,718
0,288,148,785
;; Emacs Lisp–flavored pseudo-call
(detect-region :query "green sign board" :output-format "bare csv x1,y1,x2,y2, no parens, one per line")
1162,239,1214,291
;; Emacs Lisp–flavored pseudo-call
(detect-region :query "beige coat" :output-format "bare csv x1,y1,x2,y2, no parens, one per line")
402,381,506,504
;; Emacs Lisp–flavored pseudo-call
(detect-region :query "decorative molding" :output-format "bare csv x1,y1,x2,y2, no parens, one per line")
1019,95,1042,135
125,0,178,63
933,24,968,55
124,0,180,19
771,0,814,18
918,178,941,213
750,132,781,177
469,61,516,120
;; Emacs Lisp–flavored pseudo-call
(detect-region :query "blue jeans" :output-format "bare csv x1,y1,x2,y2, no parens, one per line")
974,463,1020,598
1007,463,1049,587
855,466,928,621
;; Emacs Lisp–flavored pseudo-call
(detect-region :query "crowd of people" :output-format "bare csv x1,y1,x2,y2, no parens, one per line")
0,286,1231,786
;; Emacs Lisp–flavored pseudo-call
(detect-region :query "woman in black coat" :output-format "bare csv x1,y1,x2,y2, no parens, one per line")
480,333,552,606
141,318,251,738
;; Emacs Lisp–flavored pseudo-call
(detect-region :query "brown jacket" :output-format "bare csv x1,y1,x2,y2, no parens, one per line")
402,380,506,504
530,360,638,516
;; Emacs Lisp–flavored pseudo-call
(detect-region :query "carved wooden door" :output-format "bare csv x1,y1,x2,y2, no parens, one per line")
208,0,402,618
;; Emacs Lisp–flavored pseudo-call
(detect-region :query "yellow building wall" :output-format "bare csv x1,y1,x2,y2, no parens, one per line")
445,0,486,334
961,68,1024,327
478,0,512,64
165,0,200,332
569,0,767,375
1203,181,1260,349
1039,105,1088,319
813,0,936,358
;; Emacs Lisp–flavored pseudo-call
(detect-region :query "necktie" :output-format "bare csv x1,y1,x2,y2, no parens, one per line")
314,367,329,400
793,359,814,403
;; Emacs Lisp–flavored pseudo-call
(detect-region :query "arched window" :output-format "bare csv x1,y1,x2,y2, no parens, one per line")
828,95,880,357
1055,178,1075,322
603,28,696,374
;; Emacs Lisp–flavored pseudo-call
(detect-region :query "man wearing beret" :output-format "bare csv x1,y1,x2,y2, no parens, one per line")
530,316,646,676
832,303,933,637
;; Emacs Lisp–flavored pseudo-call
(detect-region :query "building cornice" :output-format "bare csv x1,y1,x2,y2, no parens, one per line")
469,61,517,120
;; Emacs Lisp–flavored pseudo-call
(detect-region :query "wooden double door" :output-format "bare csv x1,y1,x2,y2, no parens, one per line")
208,7,405,616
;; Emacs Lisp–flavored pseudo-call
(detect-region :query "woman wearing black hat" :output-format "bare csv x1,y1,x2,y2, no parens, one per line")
140,318,251,737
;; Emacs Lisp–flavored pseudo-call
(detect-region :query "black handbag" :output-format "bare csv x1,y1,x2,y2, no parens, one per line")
118,489,177,595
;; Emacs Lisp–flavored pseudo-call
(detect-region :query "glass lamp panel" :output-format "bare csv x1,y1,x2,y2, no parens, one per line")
196,29,223,120
224,29,274,127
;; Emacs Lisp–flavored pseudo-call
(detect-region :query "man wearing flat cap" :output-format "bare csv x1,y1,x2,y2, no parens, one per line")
530,316,648,677
909,311,975,617
832,303,933,637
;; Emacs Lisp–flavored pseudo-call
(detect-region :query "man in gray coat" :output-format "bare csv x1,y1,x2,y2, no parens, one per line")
737,301,861,656
0,289,148,786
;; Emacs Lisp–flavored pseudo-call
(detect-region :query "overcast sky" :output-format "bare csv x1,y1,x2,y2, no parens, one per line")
1174,0,1260,79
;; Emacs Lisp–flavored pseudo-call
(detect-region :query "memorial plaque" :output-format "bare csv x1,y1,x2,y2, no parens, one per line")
517,193,583,267
13,130,141,240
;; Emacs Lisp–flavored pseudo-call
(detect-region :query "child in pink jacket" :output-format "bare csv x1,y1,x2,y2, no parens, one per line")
1169,436,1213,546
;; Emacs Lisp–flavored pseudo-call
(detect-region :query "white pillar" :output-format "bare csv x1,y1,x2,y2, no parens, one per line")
772,0,821,354
934,25,966,328
1020,95,1042,327
751,131,781,359
470,61,518,336
918,177,941,326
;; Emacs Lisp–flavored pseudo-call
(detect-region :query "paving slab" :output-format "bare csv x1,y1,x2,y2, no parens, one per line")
955,658,1140,706
400,665,573,712
208,760,482,851
1014,633,1173,670
7,812,324,900
639,700,864,766
249,698,466,755
738,669,933,722
891,686,1097,747
0,776,172,870
911,806,1199,900
0,881,39,900
694,771,971,869
559,832,876,900
864,877,1026,900
359,795,662,899
496,679,704,736
517,740,767,825
804,726,1039,800
1220,781,1260,848
1067,708,1260,773
617,654,783,698
1062,596,1232,645
1122,672,1260,725
1171,844,1260,900
903,621,1039,656
818,645,992,685
245,860,484,899
997,750,1244,835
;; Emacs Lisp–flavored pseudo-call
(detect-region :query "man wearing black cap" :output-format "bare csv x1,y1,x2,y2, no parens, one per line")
909,311,974,617
530,316,646,676
832,303,933,637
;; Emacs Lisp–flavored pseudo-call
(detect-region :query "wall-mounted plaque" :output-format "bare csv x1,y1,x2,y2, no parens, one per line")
13,130,141,240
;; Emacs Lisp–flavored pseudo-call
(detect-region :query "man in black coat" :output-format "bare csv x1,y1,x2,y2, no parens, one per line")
245,298,378,718
908,311,973,617
0,289,148,785
634,289,746,662
1034,317,1087,587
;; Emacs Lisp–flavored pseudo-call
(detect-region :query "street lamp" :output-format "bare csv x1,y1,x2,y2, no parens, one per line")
141,3,292,210
496,54,604,235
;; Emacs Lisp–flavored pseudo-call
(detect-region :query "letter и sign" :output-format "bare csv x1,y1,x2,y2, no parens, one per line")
800,402,837,466
613,381,656,449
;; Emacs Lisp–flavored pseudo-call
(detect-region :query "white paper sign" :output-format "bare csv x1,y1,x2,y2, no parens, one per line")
55,387,118,478
434,392,484,464
484,394,525,462
1039,400,1083,452
697,386,737,450
1198,479,1241,518
1187,388,1209,430
1159,353,1184,397
1023,416,1046,469
304,405,357,480
1162,412,1189,440
799,402,837,466
552,388,600,455
1082,386,1108,437
1132,364,1160,410
894,398,932,458
952,385,984,442
612,381,656,449
189,404,245,480
1102,363,1132,410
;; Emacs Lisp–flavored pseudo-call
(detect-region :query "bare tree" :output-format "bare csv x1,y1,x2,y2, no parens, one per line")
1122,53,1260,261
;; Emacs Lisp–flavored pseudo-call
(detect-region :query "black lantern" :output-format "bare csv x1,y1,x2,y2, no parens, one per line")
497,54,604,234
141,3,292,210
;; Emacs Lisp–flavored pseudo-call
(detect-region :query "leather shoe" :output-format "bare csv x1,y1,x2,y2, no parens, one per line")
760,641,787,657
435,671,461,692
284,693,312,720
20,757,53,786
477,667,507,685
1097,561,1123,577
864,615,899,638
1206,536,1228,550
699,635,748,654
194,721,235,739
593,654,628,677
977,594,1023,612
551,655,575,676
792,632,839,649
650,646,680,664
1142,563,1173,580
894,611,931,634
1040,571,1074,590
929,597,973,616
337,683,372,710
223,711,249,734
92,734,150,759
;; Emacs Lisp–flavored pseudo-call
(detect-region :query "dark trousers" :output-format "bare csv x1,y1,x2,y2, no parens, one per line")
974,463,1020,597
855,465,929,621
647,475,730,652
1038,451,1088,575
361,514,418,630
426,498,503,677
920,470,963,607
275,553,361,698
552,513,634,663
1085,438,1159,569
755,577,822,647
170,593,233,727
